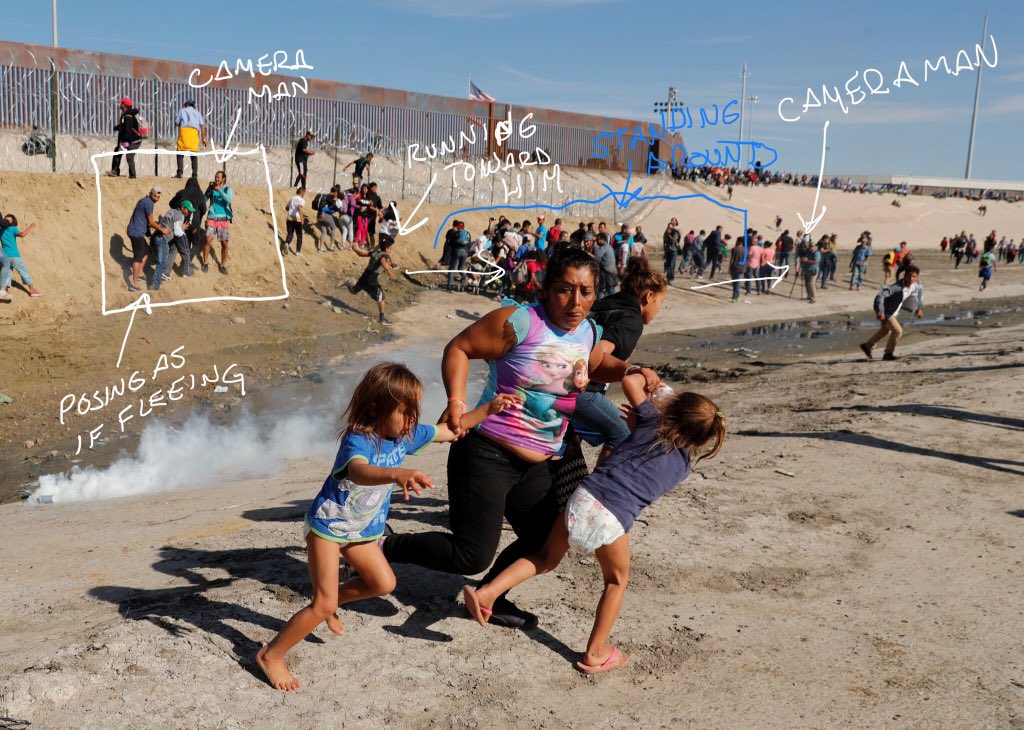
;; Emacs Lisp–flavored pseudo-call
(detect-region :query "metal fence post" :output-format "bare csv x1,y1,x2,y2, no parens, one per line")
153,84,159,176
49,59,57,173
332,121,339,188
428,157,433,203
290,118,296,187
401,155,406,200
222,93,229,177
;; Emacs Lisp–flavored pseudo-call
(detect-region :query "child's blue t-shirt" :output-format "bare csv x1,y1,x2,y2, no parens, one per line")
305,423,438,543
1,226,21,258
579,400,691,532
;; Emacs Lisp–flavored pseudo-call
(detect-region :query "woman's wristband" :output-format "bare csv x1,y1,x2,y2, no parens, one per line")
447,397,468,410
624,365,644,377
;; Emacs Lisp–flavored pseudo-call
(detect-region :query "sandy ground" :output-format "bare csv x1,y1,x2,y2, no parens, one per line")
1,310,1022,728
1,170,1023,727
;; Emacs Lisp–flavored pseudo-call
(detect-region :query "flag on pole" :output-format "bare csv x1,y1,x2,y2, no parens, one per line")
469,80,496,102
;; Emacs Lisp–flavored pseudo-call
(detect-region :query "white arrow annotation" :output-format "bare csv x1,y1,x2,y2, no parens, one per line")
689,262,790,291
116,292,153,368
405,252,506,287
796,120,830,237
209,107,243,164
391,173,437,236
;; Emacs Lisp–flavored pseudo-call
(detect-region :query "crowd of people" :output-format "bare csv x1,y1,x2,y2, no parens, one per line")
940,228,1017,291
414,205,1023,319
433,215,657,303
669,163,1022,203
123,171,235,291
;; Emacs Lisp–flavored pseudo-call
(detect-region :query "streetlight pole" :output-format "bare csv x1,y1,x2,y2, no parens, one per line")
747,95,759,166
965,14,988,180
653,86,683,170
738,61,749,146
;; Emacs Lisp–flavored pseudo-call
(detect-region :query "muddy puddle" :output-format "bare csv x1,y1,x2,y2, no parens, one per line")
633,295,1024,383
10,296,1022,504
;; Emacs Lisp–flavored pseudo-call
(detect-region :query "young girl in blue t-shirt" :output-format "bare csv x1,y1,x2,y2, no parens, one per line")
257,361,520,691
464,374,725,675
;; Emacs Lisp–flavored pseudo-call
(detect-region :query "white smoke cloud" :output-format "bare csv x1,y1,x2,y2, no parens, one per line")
26,347,481,506
28,407,337,505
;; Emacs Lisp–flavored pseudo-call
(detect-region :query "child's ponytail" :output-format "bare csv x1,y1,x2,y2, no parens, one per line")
655,392,726,465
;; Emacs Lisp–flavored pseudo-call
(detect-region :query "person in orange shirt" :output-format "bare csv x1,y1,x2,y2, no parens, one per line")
759,240,777,295
743,231,763,295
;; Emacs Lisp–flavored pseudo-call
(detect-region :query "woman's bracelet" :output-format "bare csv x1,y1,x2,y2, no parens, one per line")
447,397,468,410
624,365,644,377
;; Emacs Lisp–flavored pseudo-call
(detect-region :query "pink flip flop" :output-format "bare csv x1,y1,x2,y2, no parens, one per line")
462,585,492,627
576,646,628,675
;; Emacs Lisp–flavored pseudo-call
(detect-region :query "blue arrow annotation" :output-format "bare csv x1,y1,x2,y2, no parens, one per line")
431,161,754,265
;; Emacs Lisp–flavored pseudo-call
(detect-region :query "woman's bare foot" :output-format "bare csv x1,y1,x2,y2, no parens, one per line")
326,612,345,636
462,585,493,626
256,645,300,691
576,645,628,675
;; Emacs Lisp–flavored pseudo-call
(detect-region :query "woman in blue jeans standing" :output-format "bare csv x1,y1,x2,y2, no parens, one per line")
571,256,667,463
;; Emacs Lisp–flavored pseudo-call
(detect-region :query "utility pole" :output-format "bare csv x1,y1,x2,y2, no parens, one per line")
965,14,989,179
747,95,759,165
653,86,682,170
738,61,749,147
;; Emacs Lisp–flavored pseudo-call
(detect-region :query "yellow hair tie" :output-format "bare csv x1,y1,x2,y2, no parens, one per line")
715,411,725,420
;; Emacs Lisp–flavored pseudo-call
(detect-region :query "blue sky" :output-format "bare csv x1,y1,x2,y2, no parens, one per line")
3,0,1023,181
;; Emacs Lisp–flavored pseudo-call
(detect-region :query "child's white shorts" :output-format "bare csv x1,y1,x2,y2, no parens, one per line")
565,487,625,551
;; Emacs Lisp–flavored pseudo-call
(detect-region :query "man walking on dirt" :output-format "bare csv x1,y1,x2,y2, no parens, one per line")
860,265,924,361
294,131,316,188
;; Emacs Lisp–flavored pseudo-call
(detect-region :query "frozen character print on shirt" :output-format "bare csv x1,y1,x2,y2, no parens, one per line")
518,348,591,442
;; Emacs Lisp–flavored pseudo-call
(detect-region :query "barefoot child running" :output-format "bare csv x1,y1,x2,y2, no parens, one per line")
464,374,725,674
0,214,41,300
257,362,520,691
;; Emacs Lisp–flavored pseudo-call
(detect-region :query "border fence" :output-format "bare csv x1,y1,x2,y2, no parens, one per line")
0,41,663,218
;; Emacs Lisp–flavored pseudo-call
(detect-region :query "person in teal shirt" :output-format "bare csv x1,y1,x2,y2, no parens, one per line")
0,214,40,300
202,170,234,275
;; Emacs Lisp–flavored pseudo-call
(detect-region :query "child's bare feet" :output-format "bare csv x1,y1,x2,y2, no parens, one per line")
256,645,300,691
326,612,344,636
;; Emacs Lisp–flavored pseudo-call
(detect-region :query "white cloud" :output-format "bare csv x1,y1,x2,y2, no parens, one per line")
984,93,1024,114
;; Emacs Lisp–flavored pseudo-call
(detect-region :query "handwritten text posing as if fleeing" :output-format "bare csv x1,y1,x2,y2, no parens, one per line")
59,346,247,455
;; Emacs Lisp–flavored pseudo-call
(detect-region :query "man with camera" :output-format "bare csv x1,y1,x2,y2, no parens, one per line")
202,170,234,275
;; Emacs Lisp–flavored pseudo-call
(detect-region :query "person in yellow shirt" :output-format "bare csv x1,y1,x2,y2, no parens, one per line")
174,99,207,179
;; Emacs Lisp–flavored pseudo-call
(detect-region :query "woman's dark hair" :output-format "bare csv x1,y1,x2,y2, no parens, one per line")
542,246,598,291
5,214,16,227
619,256,667,298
